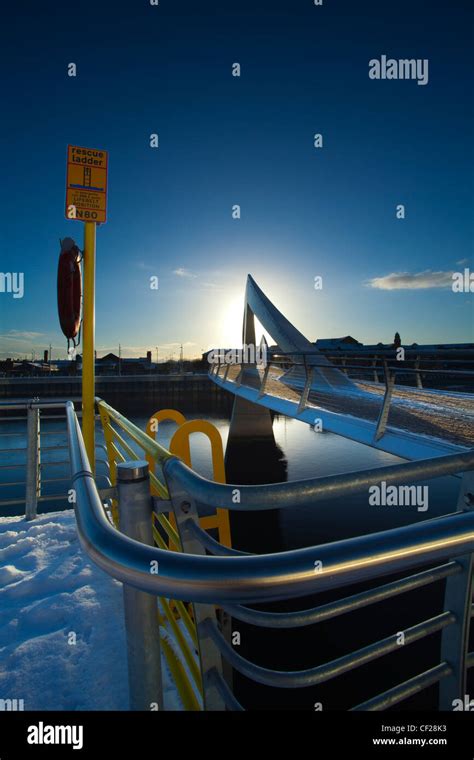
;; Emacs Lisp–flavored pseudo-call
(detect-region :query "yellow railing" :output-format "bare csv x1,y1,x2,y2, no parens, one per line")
96,397,231,711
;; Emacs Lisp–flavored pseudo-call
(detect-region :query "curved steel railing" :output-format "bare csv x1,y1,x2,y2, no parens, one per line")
66,400,474,605
162,450,473,511
65,398,474,711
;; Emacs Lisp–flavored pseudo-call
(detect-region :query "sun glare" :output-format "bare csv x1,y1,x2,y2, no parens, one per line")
216,295,273,349
219,296,244,347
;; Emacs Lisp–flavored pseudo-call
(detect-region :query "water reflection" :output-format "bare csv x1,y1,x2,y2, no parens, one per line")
225,436,287,554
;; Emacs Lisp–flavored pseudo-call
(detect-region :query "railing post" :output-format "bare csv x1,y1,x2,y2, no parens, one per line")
372,355,379,383
297,358,314,413
374,360,395,441
415,355,423,389
165,468,227,710
439,469,474,710
25,404,40,520
257,363,271,398
117,460,163,711
236,361,244,387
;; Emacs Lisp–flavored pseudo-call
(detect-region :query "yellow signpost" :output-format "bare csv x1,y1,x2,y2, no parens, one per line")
65,145,108,472
82,222,96,472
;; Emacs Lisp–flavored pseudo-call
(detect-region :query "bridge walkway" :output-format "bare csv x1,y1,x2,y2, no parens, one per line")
217,364,473,452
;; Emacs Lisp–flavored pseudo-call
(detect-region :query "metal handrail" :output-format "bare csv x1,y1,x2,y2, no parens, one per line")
351,663,454,711
0,400,109,515
265,359,474,377
97,398,173,464
202,613,456,688
67,401,474,604
211,352,474,376
0,494,72,507
220,562,461,628
211,353,474,412
163,451,474,511
0,401,69,411
268,349,474,364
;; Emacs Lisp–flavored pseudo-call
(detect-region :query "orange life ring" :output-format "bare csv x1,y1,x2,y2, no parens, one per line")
57,239,82,342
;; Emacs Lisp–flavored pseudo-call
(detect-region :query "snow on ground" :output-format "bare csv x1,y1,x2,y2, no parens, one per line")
0,510,186,710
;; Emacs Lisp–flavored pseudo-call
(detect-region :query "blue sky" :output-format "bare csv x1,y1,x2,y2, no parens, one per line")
0,0,472,360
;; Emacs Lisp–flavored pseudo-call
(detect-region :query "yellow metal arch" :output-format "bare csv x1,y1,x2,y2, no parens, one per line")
146,409,187,551
146,409,187,475
170,420,232,548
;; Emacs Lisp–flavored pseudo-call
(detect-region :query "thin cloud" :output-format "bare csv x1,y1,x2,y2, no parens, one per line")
0,330,44,341
456,258,470,266
173,267,197,278
367,270,455,290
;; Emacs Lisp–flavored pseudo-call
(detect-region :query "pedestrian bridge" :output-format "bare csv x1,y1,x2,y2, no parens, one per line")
209,275,472,461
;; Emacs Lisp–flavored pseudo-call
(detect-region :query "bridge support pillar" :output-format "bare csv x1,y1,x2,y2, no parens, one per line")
227,392,274,442
227,294,274,443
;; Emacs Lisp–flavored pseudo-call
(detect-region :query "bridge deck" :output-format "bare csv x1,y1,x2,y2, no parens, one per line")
215,365,473,459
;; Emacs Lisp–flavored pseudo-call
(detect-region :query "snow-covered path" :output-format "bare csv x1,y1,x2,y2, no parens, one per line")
227,365,473,448
0,511,183,711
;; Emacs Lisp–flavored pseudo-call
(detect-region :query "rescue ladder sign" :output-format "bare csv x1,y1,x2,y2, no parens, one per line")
65,145,108,223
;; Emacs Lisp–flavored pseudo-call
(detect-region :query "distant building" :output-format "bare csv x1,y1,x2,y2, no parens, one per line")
201,349,234,364
313,336,362,351
0,359,54,376
96,352,155,375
